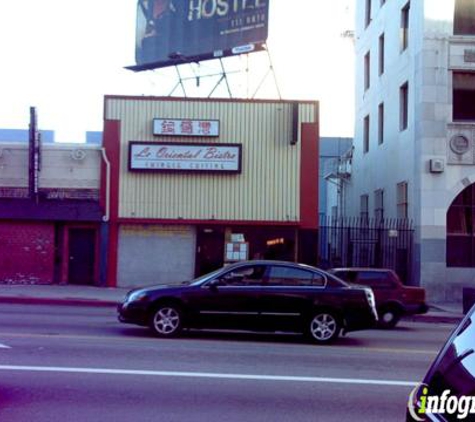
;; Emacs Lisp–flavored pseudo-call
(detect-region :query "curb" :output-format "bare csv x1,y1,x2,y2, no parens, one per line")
403,314,463,325
0,297,119,308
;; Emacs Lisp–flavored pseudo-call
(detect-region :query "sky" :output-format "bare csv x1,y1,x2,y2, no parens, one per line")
0,1,355,143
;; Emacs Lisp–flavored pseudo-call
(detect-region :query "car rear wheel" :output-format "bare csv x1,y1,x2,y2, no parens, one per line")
378,306,401,329
308,311,340,344
150,304,183,338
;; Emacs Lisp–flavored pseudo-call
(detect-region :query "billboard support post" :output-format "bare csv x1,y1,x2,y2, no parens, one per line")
208,59,232,98
169,66,187,97
252,47,282,100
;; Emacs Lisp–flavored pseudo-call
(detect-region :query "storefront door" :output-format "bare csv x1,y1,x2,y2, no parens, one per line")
68,228,96,285
196,227,225,276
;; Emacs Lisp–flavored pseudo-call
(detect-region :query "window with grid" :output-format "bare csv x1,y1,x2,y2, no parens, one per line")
397,182,408,218
447,184,475,267
401,2,410,51
400,82,409,131
363,115,370,153
374,189,384,220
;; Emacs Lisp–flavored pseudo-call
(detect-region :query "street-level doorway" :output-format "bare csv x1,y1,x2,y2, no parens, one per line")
68,228,97,285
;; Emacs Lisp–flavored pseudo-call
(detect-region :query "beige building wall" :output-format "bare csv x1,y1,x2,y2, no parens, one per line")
0,143,101,190
105,97,318,222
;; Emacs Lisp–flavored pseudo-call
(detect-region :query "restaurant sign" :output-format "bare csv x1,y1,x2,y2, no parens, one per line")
153,119,219,137
129,142,242,173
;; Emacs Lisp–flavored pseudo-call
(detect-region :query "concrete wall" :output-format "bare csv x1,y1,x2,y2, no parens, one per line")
0,143,101,189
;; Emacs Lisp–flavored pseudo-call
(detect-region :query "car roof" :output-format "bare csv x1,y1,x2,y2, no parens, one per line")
330,267,393,272
228,260,320,270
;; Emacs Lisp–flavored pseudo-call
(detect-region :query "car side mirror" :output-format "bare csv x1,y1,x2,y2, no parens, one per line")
207,279,221,291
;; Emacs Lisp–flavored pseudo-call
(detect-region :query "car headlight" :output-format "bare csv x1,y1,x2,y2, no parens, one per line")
125,290,148,303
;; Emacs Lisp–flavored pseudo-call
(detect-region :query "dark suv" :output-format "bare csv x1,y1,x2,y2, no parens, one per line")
118,260,378,344
329,268,428,328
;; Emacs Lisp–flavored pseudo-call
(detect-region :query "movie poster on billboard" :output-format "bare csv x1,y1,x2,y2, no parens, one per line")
132,0,269,71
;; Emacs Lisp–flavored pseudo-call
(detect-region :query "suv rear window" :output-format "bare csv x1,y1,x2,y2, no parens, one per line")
357,271,395,289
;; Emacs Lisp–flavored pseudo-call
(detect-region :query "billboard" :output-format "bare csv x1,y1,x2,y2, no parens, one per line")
130,0,269,71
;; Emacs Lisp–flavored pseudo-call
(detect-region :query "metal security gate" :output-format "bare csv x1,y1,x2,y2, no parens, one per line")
318,217,414,284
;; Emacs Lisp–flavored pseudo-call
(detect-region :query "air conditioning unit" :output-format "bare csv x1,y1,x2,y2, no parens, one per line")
430,158,445,173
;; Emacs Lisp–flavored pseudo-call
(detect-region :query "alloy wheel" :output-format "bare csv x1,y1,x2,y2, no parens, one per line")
151,306,182,337
309,312,339,343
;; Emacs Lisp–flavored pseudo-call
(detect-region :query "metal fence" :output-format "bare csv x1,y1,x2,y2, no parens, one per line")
318,217,414,284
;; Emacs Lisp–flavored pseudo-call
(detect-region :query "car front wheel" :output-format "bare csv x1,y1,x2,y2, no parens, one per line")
308,311,340,344
150,304,183,338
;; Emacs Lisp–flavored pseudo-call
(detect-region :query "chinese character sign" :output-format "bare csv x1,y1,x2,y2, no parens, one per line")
153,119,220,137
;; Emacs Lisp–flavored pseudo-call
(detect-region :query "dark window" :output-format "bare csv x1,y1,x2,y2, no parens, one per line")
357,271,395,289
379,33,385,75
361,194,369,220
401,2,410,51
453,72,475,121
364,115,370,153
365,0,372,27
221,265,266,286
375,189,384,220
378,102,384,144
364,51,371,90
397,181,408,218
454,0,475,35
400,82,409,130
267,266,324,287
447,184,475,267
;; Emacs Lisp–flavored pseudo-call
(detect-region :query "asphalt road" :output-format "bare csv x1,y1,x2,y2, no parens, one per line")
0,304,456,422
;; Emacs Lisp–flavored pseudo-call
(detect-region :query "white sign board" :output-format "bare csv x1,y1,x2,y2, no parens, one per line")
129,142,242,173
153,119,220,137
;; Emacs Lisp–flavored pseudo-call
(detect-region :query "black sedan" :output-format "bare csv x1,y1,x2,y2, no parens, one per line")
118,260,378,344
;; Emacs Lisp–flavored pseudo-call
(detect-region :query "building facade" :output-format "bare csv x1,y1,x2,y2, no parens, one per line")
0,141,104,285
345,0,475,301
102,96,319,288
319,137,353,219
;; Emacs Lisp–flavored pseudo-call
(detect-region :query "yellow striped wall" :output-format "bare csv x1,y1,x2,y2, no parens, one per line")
105,97,318,222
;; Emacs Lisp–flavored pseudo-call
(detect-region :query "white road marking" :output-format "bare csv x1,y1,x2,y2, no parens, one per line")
0,365,416,387
0,343,11,349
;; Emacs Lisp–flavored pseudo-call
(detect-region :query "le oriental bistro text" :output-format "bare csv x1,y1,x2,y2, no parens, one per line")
103,96,319,288
129,143,242,171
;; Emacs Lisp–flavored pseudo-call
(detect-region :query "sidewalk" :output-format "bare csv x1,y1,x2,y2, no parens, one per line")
0,284,129,307
0,283,466,324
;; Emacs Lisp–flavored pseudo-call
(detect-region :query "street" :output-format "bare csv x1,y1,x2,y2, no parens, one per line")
0,304,455,422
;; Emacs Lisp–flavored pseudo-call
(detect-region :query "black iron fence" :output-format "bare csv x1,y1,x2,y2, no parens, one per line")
318,216,414,284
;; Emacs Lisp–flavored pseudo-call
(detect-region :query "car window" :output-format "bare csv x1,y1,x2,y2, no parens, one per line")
267,266,324,287
220,265,266,286
357,271,394,289
333,271,356,283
